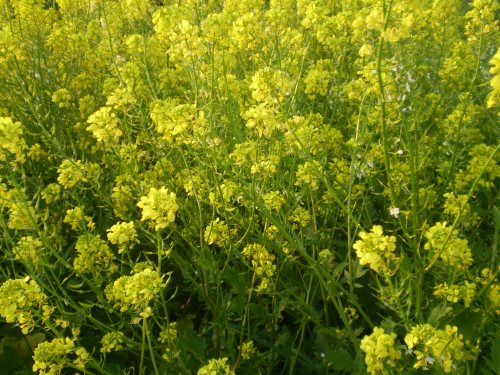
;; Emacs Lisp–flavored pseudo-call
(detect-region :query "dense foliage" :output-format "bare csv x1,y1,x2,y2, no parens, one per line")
0,0,498,374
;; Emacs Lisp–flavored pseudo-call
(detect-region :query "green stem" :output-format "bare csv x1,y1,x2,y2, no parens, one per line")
146,319,160,375
139,316,147,375
376,0,397,207
233,272,256,372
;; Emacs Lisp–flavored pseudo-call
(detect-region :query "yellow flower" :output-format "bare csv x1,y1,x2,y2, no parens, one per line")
262,191,285,211
137,187,179,231
353,225,398,274
74,234,115,275
150,99,207,144
489,284,500,315
64,207,93,231
241,340,256,360
0,117,26,165
289,207,311,229
304,59,333,98
487,47,500,112
33,337,89,374
358,43,374,57
105,269,165,313
243,244,276,294
51,88,71,108
0,277,52,334
295,160,323,190
424,222,473,270
405,324,465,373
101,331,126,353
197,357,234,375
204,218,231,247
86,106,122,143
249,67,294,105
57,159,86,189
360,327,401,375
107,221,138,254
13,236,45,268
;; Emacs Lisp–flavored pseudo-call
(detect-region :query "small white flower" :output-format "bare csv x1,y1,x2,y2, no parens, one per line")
389,207,400,218
396,149,404,155
425,356,435,365
115,55,126,64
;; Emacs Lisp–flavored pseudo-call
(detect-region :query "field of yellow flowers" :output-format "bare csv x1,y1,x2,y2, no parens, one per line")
0,0,498,374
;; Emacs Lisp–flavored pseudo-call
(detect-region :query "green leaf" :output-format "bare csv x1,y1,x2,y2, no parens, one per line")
223,266,246,295
380,317,397,333
324,348,354,371
452,309,482,341
0,330,44,375
427,304,453,326
485,338,500,373
177,328,206,371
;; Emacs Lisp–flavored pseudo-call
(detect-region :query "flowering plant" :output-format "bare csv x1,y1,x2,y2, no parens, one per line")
0,0,498,374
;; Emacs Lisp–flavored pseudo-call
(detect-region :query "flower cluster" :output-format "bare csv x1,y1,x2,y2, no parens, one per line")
433,281,476,307
488,283,500,315
107,221,138,254
56,160,87,189
0,277,52,334
197,357,235,375
3,189,37,230
137,187,179,231
86,106,122,143
158,322,178,344
360,327,402,375
204,218,231,247
101,331,126,353
150,99,206,144
288,206,311,229
51,88,71,108
353,225,398,274
0,117,26,166
487,47,500,112
41,183,61,204
33,337,89,375
0,0,497,373
242,243,276,294
158,321,178,361
424,222,473,270
240,340,256,360
105,268,165,314
404,324,465,373
262,190,285,211
73,234,115,275
209,181,241,209
442,192,478,228
63,206,94,231
454,144,500,192
13,236,45,268
295,160,323,191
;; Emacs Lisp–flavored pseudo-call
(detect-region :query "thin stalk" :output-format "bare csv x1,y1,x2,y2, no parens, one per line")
376,0,397,207
139,317,147,375
146,319,161,375
232,272,256,372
